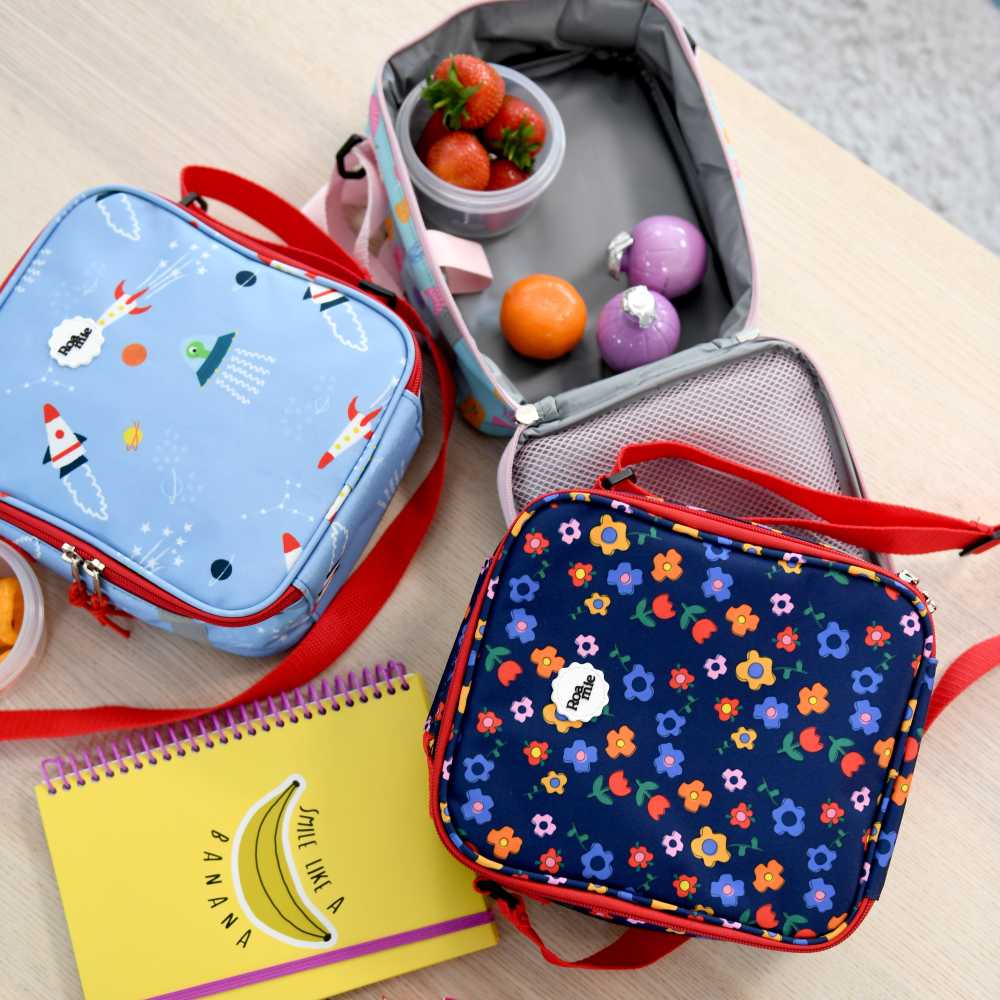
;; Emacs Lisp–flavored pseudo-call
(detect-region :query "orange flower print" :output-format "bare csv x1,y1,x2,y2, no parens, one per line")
775,626,799,653
538,847,562,874
679,779,713,813
567,562,593,587
819,800,845,825
487,826,522,860
729,802,754,829
865,623,891,648
531,645,565,678
673,874,698,898
628,845,654,869
753,859,784,892
606,725,636,758
476,710,502,734
874,737,896,768
725,603,759,637
891,774,912,806
651,548,683,582
715,696,740,722
798,682,830,715
523,740,549,766
670,666,696,690
522,531,549,556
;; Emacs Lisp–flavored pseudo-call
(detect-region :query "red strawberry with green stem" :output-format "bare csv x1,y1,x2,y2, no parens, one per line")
482,95,547,169
486,159,528,190
425,131,491,190
423,54,505,129
416,110,453,161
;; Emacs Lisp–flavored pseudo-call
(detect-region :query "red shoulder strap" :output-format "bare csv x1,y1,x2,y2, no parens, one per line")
0,170,453,741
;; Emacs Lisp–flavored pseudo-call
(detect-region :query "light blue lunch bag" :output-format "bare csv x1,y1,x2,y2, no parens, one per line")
0,167,452,738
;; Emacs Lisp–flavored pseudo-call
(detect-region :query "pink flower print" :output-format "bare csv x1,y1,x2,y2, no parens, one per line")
511,697,534,723
442,757,451,781
423,284,448,316
610,500,633,513
368,93,382,132
559,518,582,544
544,875,568,886
860,861,870,884
487,575,498,599
851,786,871,812
899,611,920,636
575,634,599,658
770,593,794,616
661,830,684,857
722,767,747,792
532,813,556,837
703,655,728,680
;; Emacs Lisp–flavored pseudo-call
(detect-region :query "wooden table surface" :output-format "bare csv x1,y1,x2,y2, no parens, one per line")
1,2,998,998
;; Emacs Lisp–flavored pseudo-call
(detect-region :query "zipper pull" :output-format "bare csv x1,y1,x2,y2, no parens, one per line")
82,556,132,638
61,543,89,609
897,570,937,614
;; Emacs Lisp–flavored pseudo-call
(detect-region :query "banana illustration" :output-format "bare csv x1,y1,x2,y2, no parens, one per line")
231,774,337,949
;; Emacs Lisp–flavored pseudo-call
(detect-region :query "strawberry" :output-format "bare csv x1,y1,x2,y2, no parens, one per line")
416,110,453,161
486,159,528,190
423,54,505,129
425,131,491,190
482,95,546,169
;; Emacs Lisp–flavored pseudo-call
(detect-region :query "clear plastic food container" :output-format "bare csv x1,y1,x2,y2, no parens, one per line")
0,541,46,696
397,63,566,239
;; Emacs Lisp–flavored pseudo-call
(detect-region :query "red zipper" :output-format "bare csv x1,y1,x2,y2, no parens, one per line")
0,502,299,626
428,490,913,952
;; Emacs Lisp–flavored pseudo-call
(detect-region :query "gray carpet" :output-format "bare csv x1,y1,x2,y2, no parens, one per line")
669,0,1000,253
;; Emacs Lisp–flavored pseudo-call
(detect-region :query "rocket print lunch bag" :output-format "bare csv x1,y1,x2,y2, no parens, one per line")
0,167,453,742
425,441,1000,967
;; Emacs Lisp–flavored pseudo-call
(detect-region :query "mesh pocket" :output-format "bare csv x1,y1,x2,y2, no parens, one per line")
510,345,868,558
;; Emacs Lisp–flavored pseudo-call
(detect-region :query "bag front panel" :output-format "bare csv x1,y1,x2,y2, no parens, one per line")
0,187,417,616
435,495,934,947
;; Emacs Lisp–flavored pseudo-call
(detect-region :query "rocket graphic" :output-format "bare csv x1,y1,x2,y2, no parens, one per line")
42,403,89,478
317,397,382,469
99,280,152,325
303,283,347,312
282,532,302,571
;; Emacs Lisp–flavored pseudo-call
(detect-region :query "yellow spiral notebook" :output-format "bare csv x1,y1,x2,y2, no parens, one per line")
35,666,495,1000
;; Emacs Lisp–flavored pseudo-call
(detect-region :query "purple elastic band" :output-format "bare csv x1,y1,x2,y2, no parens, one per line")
143,910,493,1000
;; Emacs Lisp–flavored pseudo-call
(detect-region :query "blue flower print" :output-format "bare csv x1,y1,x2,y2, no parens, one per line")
607,561,643,595
753,696,789,730
702,566,734,602
581,842,614,881
656,709,686,738
804,878,836,913
563,739,599,774
461,788,494,825
710,873,744,907
772,797,806,837
463,754,495,783
506,608,537,644
623,663,655,702
653,742,685,778
806,844,837,872
508,575,540,603
875,830,897,868
703,543,731,562
849,699,883,735
851,666,883,695
817,621,850,659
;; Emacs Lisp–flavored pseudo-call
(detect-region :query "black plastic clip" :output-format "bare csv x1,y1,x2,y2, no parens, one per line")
358,279,397,310
600,465,637,490
959,526,1000,557
474,878,520,910
336,134,367,180
181,192,208,212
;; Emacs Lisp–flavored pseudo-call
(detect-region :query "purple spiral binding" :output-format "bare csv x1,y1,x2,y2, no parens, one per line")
39,661,409,795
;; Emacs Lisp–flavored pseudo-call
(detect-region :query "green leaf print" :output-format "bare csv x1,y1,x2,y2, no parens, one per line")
826,736,855,763
634,780,659,806
679,603,707,630
781,913,808,937
630,599,656,628
778,731,804,762
588,775,614,806
483,645,511,673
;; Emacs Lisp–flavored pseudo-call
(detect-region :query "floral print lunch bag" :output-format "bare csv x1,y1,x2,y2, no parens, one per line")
425,440,1000,967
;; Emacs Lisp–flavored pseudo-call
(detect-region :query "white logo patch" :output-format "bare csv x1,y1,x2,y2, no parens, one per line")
49,316,104,367
551,662,609,723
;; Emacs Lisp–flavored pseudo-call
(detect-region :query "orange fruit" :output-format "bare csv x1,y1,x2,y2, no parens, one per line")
500,274,586,360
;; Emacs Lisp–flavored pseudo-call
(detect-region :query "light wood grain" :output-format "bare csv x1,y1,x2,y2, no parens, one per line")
1,2,998,998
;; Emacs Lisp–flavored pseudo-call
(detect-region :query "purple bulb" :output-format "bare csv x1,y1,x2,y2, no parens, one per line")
597,285,680,372
608,215,708,298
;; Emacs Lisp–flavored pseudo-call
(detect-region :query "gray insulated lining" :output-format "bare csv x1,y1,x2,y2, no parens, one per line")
382,0,753,404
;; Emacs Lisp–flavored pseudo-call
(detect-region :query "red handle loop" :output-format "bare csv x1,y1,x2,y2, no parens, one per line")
477,881,687,969
607,440,1000,556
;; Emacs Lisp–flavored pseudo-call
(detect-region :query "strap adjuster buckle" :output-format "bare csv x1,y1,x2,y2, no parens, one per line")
599,466,637,490
336,134,367,180
959,526,1000,557
181,191,208,212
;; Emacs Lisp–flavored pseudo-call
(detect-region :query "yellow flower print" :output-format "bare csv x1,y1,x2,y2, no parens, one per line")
590,514,630,555
584,592,612,616
734,650,776,691
394,196,410,224
475,618,487,640
651,548,683,582
742,543,763,556
900,698,918,733
778,552,804,574
542,702,583,734
731,726,758,750
672,523,700,539
848,565,879,581
510,510,534,537
691,826,731,868
541,770,568,795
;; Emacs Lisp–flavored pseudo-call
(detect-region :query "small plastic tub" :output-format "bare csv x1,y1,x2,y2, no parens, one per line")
0,541,46,696
397,63,566,239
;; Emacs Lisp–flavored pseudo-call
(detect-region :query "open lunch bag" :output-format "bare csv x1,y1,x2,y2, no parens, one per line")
0,167,454,741
294,0,1000,966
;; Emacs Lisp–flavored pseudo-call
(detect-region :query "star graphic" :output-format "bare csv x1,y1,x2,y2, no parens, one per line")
131,545,142,557
140,522,151,534
168,240,178,249
183,522,193,533
173,556,184,567
189,243,199,251
159,259,168,268
162,527,173,537
176,537,186,547
196,266,207,275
